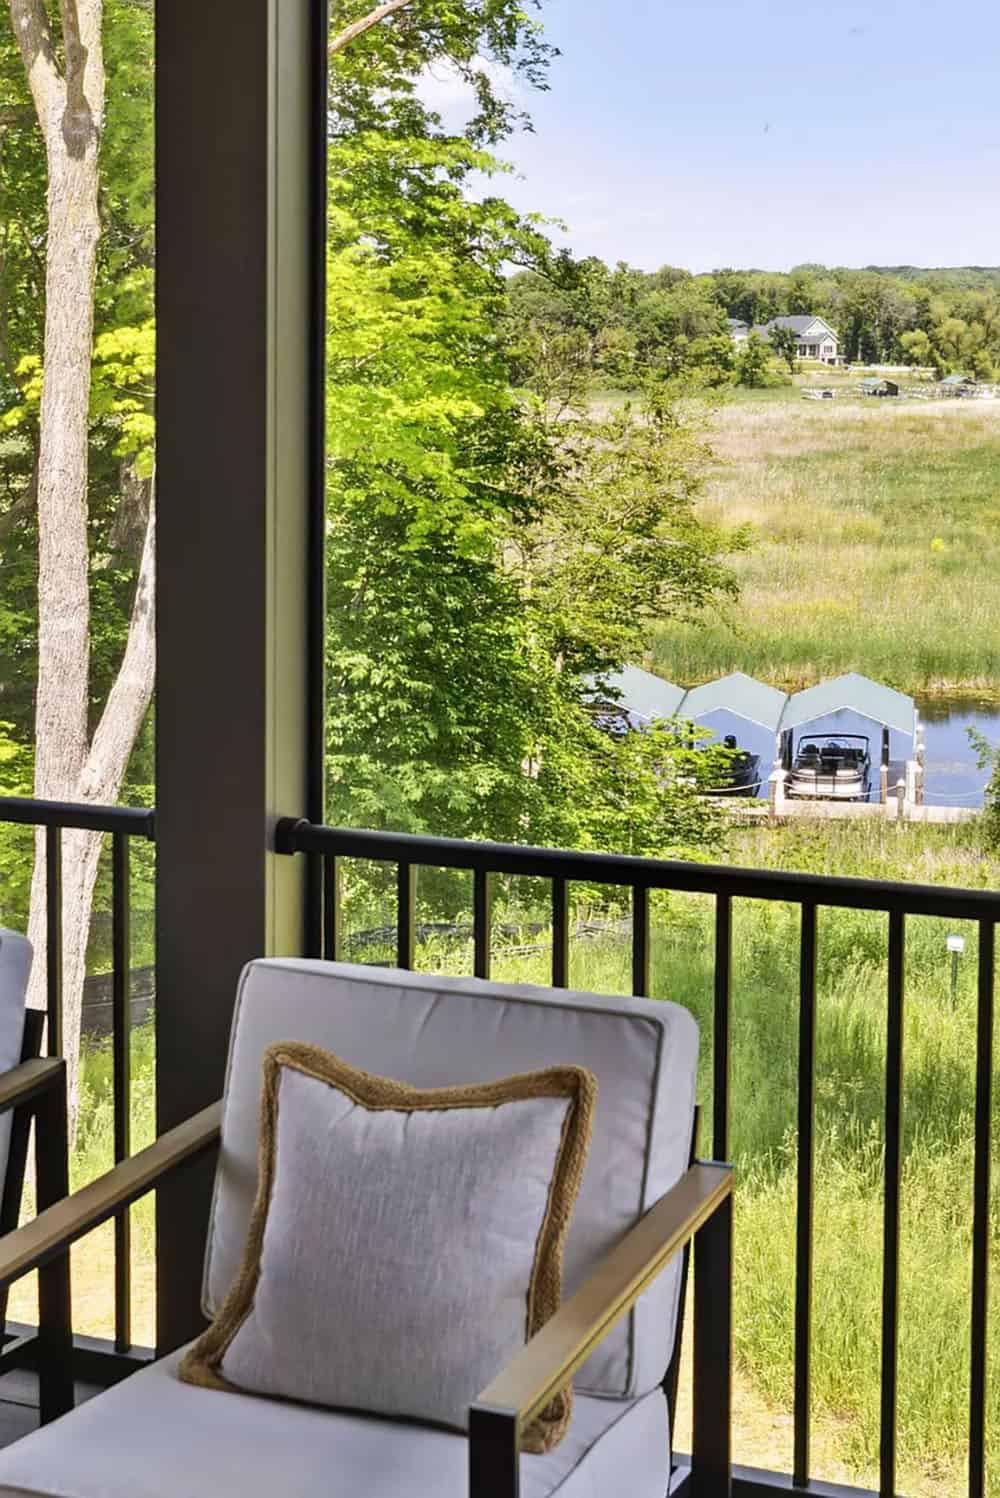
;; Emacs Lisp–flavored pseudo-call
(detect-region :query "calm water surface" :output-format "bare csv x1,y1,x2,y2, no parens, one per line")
917,699,1000,809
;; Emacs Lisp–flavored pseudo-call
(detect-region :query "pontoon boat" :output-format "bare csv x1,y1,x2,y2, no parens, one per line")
787,735,871,801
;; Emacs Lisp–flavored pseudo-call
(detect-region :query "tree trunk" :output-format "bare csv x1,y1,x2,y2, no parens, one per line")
25,494,155,1117
10,0,156,1120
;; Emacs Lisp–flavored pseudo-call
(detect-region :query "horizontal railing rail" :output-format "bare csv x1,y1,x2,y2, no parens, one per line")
276,817,1000,920
276,817,996,1498
0,796,155,838
0,795,156,1369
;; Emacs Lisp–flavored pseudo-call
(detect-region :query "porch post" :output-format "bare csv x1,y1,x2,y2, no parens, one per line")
154,0,327,1350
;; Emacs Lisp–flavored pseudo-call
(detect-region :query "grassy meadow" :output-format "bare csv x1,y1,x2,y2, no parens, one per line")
652,389,1000,697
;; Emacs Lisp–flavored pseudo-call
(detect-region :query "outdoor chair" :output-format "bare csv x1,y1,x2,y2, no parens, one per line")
0,959,732,1497
0,929,73,1422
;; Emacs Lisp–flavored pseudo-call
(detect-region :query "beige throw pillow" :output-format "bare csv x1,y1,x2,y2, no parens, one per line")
180,1043,597,1453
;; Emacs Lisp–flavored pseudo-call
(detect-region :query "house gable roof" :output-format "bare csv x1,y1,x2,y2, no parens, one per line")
757,315,839,342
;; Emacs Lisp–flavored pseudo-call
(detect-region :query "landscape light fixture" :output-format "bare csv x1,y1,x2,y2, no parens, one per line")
947,933,965,1005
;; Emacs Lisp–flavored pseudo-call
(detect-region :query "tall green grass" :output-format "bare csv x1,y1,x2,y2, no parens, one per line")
651,398,1000,696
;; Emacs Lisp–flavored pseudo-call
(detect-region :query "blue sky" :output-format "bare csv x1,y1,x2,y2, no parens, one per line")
424,0,1000,271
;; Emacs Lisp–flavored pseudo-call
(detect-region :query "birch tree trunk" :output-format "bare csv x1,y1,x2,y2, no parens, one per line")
11,0,156,1119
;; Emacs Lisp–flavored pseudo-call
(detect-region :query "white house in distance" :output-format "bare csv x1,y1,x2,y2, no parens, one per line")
756,315,840,363
728,314,840,363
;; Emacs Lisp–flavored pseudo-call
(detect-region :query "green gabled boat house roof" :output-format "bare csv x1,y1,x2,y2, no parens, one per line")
781,672,916,737
587,665,686,723
680,672,787,731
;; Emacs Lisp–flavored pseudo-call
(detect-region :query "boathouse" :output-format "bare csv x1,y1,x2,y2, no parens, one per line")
679,672,787,798
779,673,917,791
586,664,686,730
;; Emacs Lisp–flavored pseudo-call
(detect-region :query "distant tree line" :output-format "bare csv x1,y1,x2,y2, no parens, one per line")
507,258,1000,388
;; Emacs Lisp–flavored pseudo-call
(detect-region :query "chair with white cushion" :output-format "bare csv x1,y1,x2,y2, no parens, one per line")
0,959,732,1497
0,930,73,1421
0,930,33,1202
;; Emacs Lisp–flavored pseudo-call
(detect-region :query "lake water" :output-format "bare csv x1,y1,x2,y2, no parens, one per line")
917,699,1000,809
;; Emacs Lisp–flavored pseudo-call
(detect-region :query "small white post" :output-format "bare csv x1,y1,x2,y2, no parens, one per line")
896,778,906,822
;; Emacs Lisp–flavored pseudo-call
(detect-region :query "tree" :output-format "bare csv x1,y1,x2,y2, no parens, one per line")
768,325,798,372
3,0,155,1113
322,1,744,867
899,329,932,366
934,317,970,369
969,729,1000,852
735,332,775,388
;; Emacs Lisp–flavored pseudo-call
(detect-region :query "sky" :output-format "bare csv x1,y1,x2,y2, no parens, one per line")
420,0,1000,273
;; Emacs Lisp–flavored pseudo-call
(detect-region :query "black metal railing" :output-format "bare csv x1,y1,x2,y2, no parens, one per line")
276,817,999,1498
0,795,156,1365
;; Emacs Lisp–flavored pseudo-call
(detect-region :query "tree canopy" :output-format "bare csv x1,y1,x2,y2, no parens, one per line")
323,0,743,858
508,258,1000,386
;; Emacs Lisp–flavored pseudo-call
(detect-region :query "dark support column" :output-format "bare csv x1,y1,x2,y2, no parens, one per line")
880,726,891,805
155,0,327,1351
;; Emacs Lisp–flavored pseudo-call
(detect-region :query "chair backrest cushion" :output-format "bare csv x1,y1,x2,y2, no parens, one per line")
0,931,30,1196
202,959,698,1401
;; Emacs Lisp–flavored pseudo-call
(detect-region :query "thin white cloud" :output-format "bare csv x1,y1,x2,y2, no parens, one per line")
417,55,526,131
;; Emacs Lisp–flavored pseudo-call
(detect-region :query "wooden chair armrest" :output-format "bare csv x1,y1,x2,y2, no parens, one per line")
475,1161,732,1432
0,1100,222,1291
470,1162,734,1497
0,1058,66,1116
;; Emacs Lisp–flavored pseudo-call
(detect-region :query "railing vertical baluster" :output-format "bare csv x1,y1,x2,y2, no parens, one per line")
44,826,62,1058
323,854,342,961
713,894,732,1161
305,854,323,959
396,862,416,970
880,909,906,1498
969,918,994,1498
794,900,818,1488
473,869,493,980
632,885,650,997
551,877,569,988
35,1064,72,1422
302,856,321,958
111,832,132,1354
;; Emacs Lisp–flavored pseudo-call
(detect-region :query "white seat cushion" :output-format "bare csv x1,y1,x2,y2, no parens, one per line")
205,960,699,1399
0,1349,671,1498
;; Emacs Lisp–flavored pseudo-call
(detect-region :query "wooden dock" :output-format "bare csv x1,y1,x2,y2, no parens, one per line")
725,799,976,825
